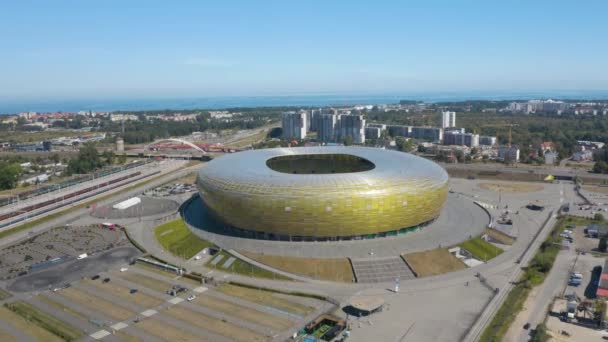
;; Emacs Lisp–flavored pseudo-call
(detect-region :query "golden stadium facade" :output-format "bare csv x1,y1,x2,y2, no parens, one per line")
196,146,448,240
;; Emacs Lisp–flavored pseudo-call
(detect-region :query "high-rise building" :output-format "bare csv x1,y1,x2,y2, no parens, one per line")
498,146,520,163
387,125,412,137
365,127,382,139
317,114,338,142
411,127,443,142
281,111,307,140
479,136,497,146
441,111,456,129
443,131,479,148
337,115,365,144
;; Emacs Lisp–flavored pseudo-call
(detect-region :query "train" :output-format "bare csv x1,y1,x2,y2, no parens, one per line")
0,171,142,222
0,160,151,207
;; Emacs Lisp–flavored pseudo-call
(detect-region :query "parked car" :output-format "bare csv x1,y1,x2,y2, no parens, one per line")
130,289,138,294
103,278,111,283
523,323,530,330
187,295,196,301
91,275,100,280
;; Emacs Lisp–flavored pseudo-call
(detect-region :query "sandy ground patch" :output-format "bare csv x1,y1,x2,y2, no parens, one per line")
479,182,544,193
403,248,467,277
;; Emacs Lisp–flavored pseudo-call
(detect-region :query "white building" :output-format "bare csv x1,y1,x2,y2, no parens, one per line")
498,146,520,163
281,111,307,140
443,130,479,148
441,111,456,129
317,114,338,142
479,136,497,146
365,126,382,139
337,115,365,144
544,151,557,165
110,114,138,122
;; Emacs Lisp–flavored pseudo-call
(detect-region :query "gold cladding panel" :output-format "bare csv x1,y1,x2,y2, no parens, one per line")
196,174,448,237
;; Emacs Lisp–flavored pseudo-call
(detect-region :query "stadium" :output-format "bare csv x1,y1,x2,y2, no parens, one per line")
195,146,449,241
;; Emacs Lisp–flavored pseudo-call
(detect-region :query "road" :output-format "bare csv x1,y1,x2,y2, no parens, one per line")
0,161,202,249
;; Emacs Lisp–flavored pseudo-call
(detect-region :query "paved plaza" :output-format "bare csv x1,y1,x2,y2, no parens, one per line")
350,257,416,283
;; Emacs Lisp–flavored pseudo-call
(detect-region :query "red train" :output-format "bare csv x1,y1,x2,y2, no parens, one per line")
0,171,142,222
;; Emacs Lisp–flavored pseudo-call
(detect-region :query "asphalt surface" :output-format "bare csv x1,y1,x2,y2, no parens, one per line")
91,196,179,219
8,246,140,292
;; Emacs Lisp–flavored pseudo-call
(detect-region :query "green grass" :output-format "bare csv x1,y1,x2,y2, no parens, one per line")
154,218,214,259
459,237,503,262
0,288,11,300
480,216,587,341
206,251,290,280
5,301,83,341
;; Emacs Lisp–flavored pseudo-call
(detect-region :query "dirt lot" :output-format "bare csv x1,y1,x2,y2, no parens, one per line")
241,252,354,282
403,248,467,277
478,182,544,193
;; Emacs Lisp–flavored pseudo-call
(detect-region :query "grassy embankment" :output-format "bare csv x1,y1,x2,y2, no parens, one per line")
479,216,590,342
154,218,214,259
240,252,354,282
4,301,83,341
459,236,503,262
206,250,291,280
403,248,467,277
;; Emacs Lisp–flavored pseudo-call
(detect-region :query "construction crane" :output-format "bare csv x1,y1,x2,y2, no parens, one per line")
481,123,518,147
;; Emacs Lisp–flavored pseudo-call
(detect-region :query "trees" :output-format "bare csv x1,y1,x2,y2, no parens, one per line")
593,161,608,174
595,213,605,222
395,137,414,152
67,143,103,175
0,162,22,190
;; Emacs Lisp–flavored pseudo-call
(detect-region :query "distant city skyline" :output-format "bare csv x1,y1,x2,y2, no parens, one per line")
1,0,607,103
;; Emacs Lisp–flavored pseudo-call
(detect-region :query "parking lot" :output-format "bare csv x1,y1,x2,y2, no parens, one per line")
0,224,129,280
2,264,329,341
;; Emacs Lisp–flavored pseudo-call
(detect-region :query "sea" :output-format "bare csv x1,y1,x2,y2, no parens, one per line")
1,90,608,114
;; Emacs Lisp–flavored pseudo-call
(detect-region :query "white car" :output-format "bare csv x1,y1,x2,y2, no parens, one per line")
187,295,196,301
120,267,128,272
194,255,202,260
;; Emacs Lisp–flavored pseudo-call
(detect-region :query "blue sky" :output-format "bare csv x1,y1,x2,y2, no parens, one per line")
1,0,607,101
